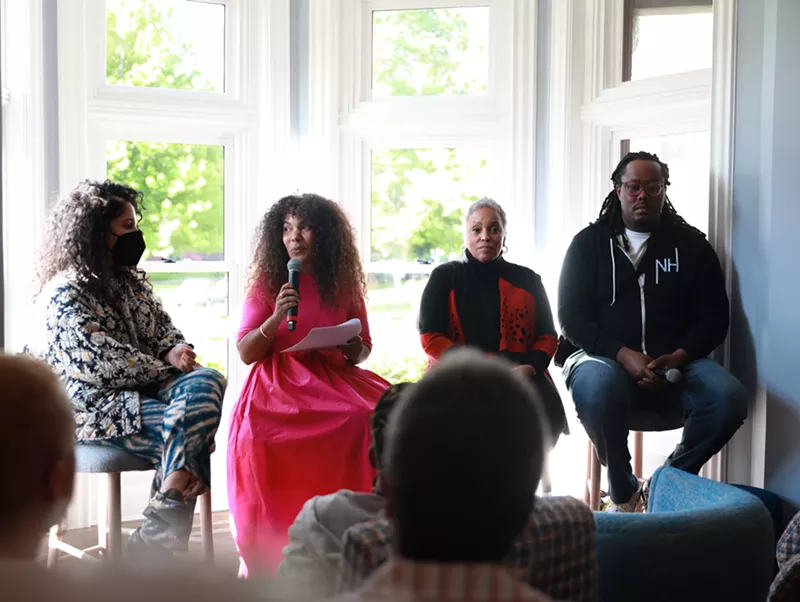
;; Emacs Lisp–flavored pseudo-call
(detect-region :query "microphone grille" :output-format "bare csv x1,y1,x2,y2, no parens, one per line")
287,259,302,272
665,368,683,384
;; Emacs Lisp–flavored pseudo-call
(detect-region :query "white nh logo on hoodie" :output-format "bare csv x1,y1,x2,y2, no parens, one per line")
655,248,679,284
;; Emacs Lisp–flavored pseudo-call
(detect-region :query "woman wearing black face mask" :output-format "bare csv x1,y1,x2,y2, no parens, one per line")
29,179,226,559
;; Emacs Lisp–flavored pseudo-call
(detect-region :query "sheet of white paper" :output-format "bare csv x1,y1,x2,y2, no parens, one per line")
281,318,362,353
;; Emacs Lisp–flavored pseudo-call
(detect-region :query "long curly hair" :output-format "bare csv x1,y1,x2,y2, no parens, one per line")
36,179,150,302
248,194,367,309
596,151,702,250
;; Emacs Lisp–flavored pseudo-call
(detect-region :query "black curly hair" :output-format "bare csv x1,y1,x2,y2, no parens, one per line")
596,151,701,250
370,382,412,469
248,194,367,309
36,179,149,302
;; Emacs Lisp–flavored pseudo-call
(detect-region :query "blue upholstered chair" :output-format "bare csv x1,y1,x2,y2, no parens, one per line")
47,445,214,566
594,466,775,602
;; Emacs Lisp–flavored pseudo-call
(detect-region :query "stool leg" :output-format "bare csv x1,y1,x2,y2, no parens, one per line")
47,523,62,568
633,431,644,479
583,439,592,505
97,475,108,553
199,490,214,563
107,473,122,561
590,445,602,511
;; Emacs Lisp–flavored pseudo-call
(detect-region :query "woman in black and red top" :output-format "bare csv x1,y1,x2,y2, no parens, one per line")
418,198,567,443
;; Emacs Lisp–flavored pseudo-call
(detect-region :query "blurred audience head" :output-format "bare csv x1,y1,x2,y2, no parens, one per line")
0,354,74,560
384,349,546,563
369,383,411,474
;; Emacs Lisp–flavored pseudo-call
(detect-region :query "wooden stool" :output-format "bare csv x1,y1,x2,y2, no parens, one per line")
48,445,214,566
583,411,685,510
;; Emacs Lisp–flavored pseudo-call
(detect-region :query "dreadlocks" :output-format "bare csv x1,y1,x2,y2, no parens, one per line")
596,151,701,250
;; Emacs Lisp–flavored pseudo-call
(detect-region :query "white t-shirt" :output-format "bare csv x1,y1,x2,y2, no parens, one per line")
618,229,651,269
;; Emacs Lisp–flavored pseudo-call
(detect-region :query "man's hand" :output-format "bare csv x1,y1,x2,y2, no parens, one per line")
165,344,199,372
647,349,689,373
616,347,661,389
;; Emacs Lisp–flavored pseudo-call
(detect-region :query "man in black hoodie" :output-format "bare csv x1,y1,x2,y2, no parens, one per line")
557,151,747,512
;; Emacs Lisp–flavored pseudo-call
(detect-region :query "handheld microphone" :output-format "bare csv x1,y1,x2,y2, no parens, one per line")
287,258,301,331
655,368,682,384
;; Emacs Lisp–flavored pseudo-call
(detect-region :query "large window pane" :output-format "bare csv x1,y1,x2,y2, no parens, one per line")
366,147,490,384
107,140,225,262
625,131,711,233
370,147,489,262
150,272,229,375
106,0,226,92
371,7,489,98
625,2,713,81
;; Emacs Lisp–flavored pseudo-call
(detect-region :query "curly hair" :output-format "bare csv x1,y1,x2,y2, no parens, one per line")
36,179,149,302
248,194,367,309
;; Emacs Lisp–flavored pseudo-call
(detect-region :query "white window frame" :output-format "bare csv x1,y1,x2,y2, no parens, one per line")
89,0,242,106
57,0,292,527
547,0,738,484
307,0,538,268
2,0,48,354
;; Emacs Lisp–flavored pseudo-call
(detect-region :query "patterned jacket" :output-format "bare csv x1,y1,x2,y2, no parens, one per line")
771,511,800,601
33,274,186,441
337,496,597,602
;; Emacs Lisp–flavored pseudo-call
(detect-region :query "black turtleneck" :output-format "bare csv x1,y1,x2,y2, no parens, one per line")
458,251,503,351
418,251,558,375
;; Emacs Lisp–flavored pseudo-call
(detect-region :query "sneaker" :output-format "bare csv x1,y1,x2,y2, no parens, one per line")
604,479,649,513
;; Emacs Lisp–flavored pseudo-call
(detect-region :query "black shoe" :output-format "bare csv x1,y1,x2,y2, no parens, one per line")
136,489,195,554
126,527,176,563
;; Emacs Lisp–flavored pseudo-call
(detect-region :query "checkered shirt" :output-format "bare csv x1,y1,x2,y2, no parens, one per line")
770,554,800,602
770,511,800,601
777,510,800,569
345,559,555,602
337,496,596,602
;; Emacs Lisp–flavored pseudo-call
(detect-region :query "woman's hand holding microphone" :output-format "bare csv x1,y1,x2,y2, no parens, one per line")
253,283,366,364
255,282,299,342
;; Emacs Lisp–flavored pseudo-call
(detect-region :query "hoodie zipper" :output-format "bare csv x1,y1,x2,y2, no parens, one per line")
638,273,647,355
611,236,648,354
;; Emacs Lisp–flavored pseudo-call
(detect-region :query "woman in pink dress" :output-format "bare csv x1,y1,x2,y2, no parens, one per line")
228,193,390,576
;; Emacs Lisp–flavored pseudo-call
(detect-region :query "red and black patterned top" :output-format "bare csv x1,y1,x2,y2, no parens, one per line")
418,251,558,375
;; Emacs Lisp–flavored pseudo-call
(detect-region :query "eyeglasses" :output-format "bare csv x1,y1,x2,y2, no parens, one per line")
621,181,665,196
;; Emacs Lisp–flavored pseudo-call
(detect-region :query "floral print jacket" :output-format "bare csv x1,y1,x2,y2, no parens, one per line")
33,274,187,441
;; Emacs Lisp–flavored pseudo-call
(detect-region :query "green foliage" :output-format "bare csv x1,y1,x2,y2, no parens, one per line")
367,352,427,384
107,141,224,261
409,198,465,259
371,148,487,262
369,10,489,262
372,8,487,97
106,0,216,92
198,358,227,377
105,0,224,261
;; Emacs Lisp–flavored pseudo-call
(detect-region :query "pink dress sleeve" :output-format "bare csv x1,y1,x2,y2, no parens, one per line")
238,285,274,343
347,294,373,350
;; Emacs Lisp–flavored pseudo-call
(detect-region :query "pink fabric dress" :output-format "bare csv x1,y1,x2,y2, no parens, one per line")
227,273,390,575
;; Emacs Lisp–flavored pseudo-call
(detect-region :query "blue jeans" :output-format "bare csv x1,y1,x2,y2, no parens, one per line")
565,353,748,503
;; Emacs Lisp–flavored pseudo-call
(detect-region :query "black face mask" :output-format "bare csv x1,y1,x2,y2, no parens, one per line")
111,230,146,266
